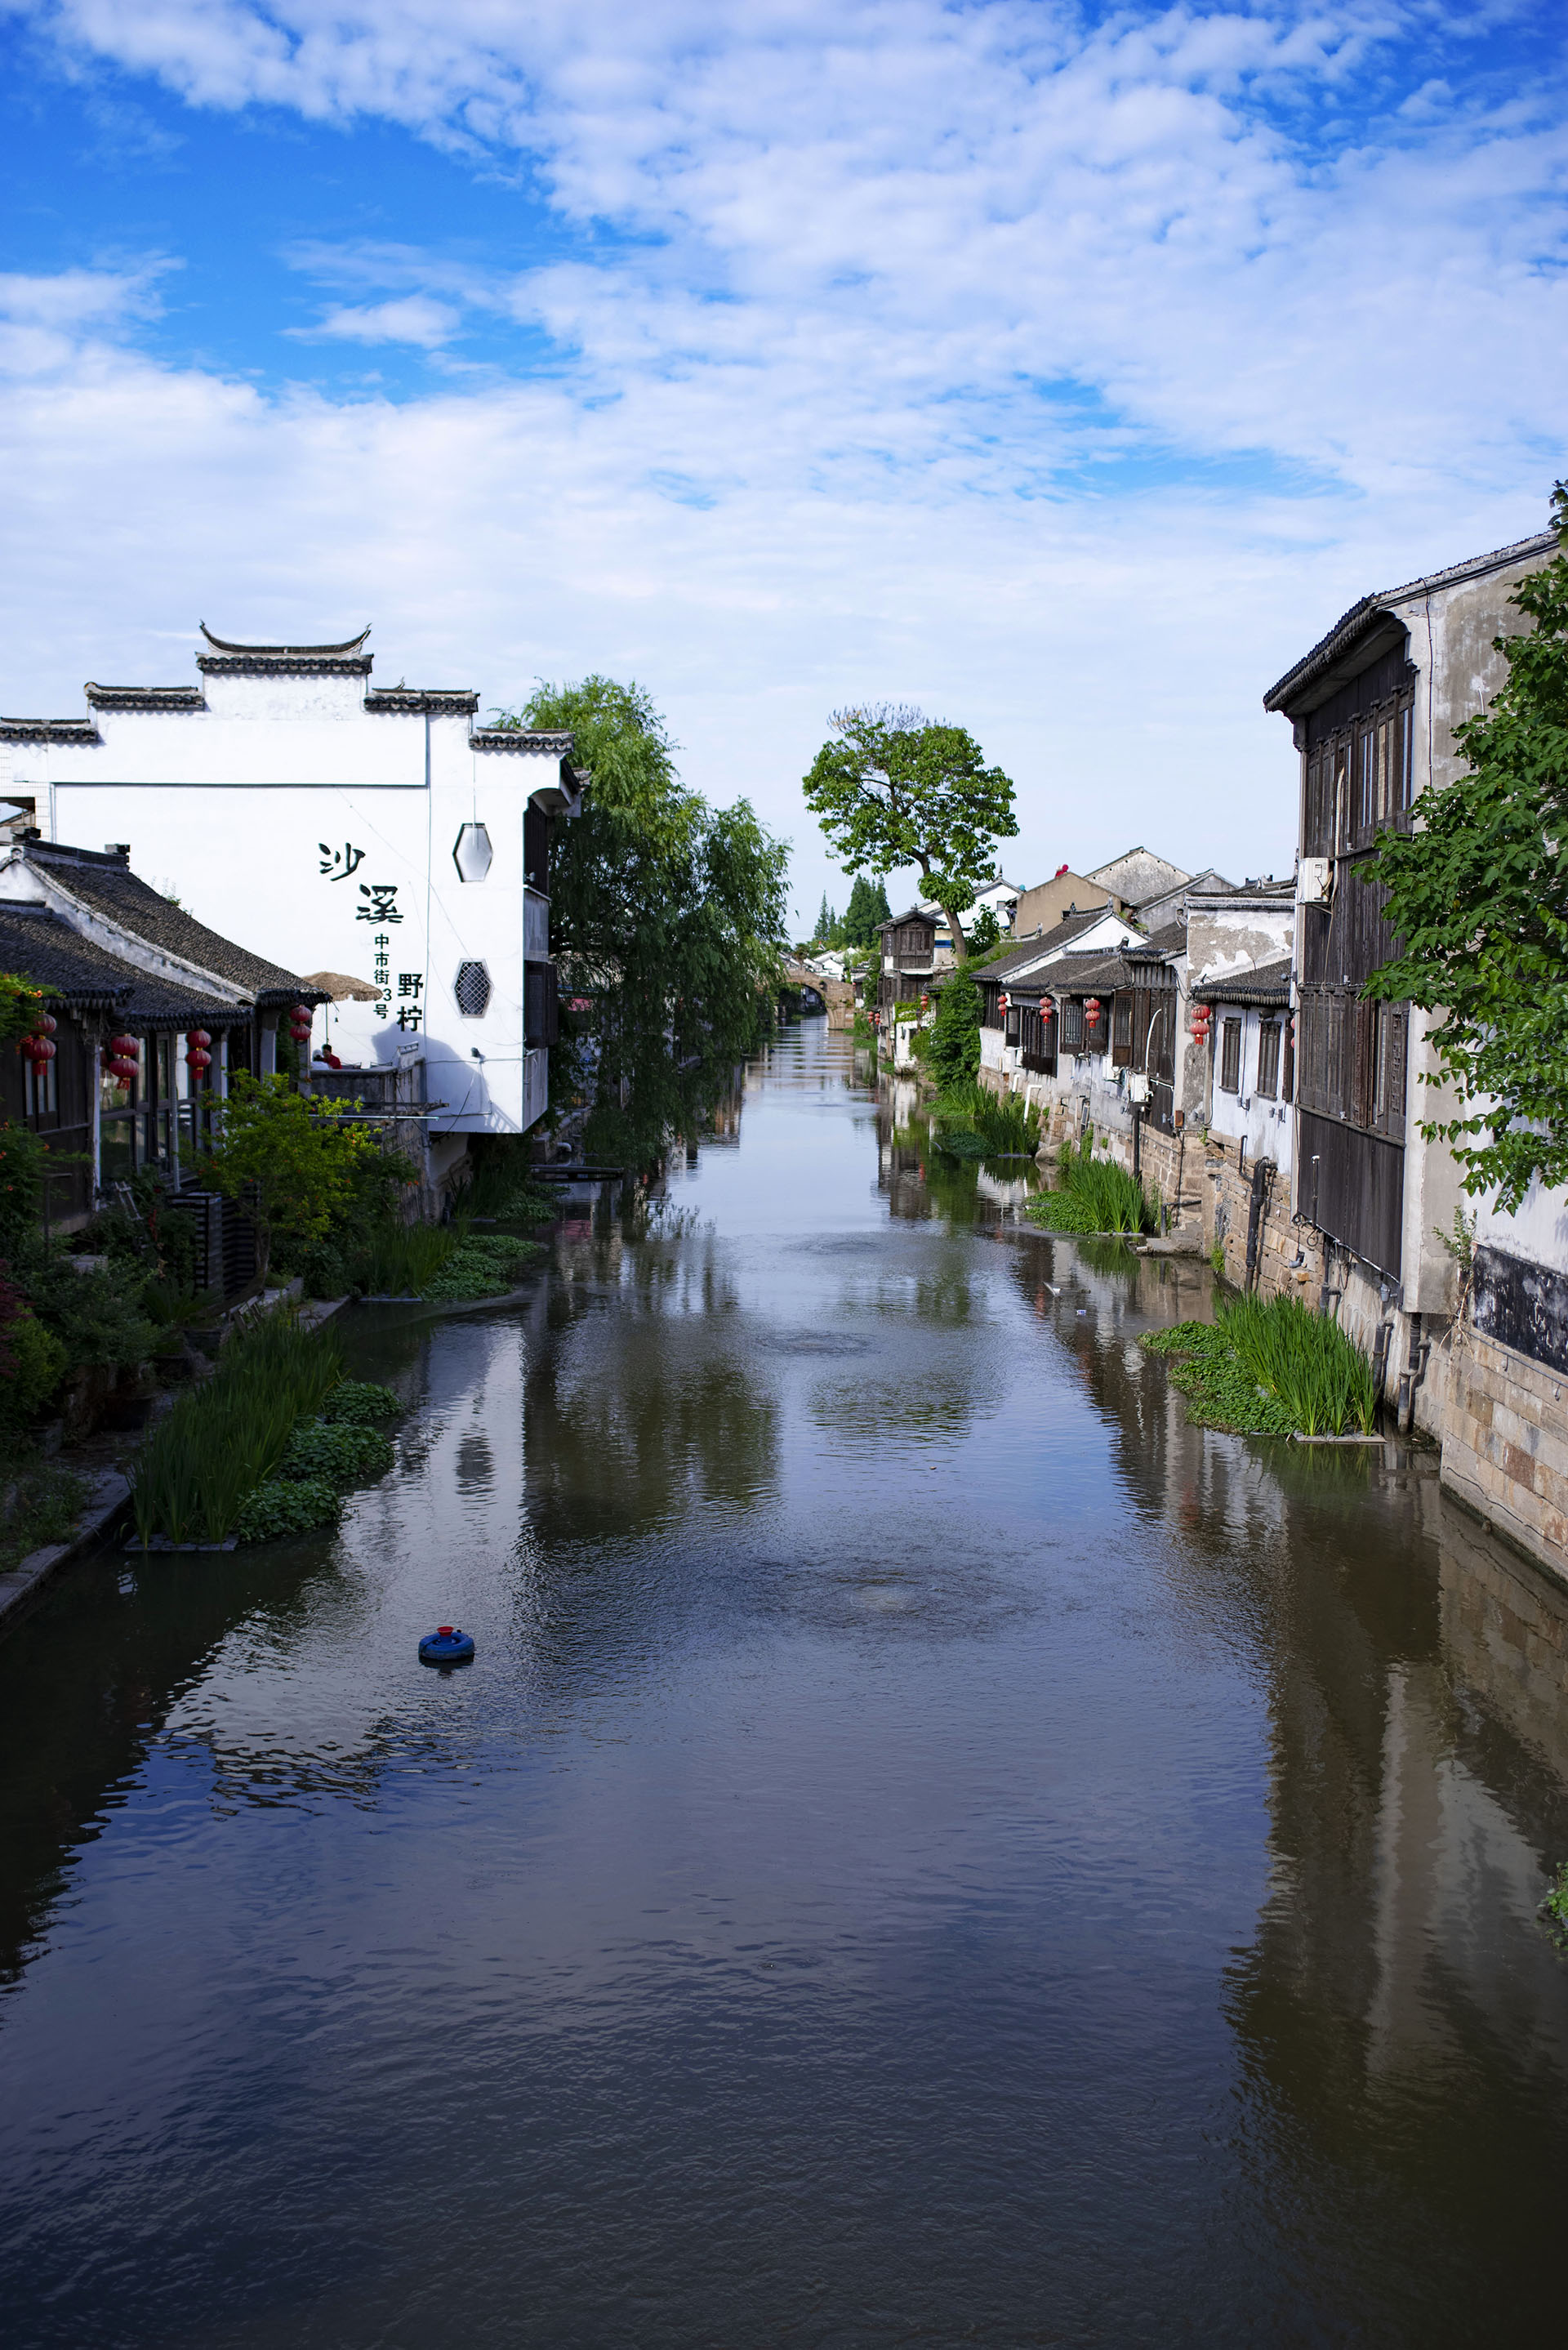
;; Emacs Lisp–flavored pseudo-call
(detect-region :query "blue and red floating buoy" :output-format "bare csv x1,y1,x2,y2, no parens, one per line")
418,1624,475,1666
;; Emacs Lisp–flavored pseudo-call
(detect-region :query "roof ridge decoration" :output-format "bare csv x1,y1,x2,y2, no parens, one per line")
198,622,372,657
86,685,207,711
469,726,577,754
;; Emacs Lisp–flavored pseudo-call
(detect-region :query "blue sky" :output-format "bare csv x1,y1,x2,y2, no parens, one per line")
2,0,1566,930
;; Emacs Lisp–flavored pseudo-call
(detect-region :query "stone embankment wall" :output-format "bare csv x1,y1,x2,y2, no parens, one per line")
1438,1327,1568,1580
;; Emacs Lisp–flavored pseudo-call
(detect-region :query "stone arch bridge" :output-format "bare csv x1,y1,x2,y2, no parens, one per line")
780,957,855,1028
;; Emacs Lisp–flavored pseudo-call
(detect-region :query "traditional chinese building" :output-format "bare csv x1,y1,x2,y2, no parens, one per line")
0,626,581,1197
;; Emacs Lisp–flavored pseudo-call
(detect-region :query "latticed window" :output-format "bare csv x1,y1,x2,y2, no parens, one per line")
454,961,492,1018
1219,1018,1241,1093
1256,1022,1281,1099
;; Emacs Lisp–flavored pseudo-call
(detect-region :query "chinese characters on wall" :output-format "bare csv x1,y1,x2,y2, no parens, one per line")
318,844,421,1029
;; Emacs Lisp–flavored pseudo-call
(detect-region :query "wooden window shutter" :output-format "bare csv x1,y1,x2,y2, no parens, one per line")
1385,1008,1406,1136
1220,1018,1241,1092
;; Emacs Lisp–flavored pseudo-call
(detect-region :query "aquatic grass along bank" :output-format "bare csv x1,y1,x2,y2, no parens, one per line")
130,1316,402,1547
1026,1135,1158,1235
355,1220,544,1302
1143,1295,1378,1437
933,1081,1041,1161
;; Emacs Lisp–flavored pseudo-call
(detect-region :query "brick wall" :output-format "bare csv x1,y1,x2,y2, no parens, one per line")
1440,1326,1568,1582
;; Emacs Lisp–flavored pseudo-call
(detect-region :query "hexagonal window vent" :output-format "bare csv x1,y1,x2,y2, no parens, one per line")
452,822,493,884
454,960,492,1018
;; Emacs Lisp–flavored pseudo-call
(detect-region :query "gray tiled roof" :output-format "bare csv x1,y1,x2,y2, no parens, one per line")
1012,949,1133,997
23,842,309,1000
0,904,240,1025
1125,919,1187,959
1196,954,1292,1007
1263,529,1557,713
980,907,1108,975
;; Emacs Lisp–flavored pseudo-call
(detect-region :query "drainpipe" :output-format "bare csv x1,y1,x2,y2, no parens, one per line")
1371,1319,1393,1406
1244,1158,1274,1292
1396,1314,1431,1435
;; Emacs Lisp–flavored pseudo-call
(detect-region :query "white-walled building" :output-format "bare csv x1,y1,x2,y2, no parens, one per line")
0,627,581,1191
1188,885,1297,1176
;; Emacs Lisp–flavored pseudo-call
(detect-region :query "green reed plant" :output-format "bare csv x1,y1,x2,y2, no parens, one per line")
130,1311,345,1545
358,1217,462,1296
1219,1294,1377,1436
1026,1137,1157,1235
935,1081,1041,1157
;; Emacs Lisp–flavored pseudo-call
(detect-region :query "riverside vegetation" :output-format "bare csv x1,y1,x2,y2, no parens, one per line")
1026,1135,1159,1236
131,1312,401,1547
1143,1295,1378,1438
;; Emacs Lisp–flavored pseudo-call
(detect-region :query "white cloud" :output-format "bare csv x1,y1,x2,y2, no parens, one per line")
2,2,1566,922
296,294,463,346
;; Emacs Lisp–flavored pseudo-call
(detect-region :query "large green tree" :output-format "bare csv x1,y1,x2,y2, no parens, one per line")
802,707,1017,961
843,874,890,948
1366,485,1568,1210
496,677,789,1166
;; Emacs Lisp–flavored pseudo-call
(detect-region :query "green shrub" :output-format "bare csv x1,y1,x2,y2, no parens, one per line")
1541,1862,1568,1943
0,1122,47,1257
277,1417,394,1487
456,1146,560,1224
926,965,982,1090
24,1255,157,1372
0,1308,68,1444
321,1380,399,1425
0,1465,84,1572
234,1476,341,1544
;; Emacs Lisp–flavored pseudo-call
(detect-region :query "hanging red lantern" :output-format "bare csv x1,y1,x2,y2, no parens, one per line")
25,1037,56,1063
1040,1000,1055,1021
107,1055,138,1083
185,1028,212,1050
108,1032,140,1059
1085,997,1102,1019
33,1012,56,1038
291,1004,313,1025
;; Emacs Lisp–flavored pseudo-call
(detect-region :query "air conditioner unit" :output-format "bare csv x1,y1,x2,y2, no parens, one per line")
1125,1072,1152,1105
1297,857,1333,906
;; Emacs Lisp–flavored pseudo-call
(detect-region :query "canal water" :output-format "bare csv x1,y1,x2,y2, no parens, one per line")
3,1022,1568,2348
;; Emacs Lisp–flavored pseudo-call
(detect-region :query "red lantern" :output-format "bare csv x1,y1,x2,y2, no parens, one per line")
185,1028,212,1050
187,1048,212,1076
1040,1001,1054,1022
35,1013,56,1037
25,1037,56,1062
291,1004,313,1025
107,1055,138,1083
998,992,1009,1013
108,1032,140,1059
1085,997,1102,1019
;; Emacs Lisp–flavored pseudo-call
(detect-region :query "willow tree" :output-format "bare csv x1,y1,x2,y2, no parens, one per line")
1366,484,1568,1209
802,706,1017,959
493,677,789,1166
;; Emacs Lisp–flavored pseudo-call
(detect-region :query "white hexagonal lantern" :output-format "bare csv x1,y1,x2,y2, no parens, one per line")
452,822,493,884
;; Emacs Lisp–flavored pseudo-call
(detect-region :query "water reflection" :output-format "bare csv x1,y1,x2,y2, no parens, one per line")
2,1027,1568,2347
